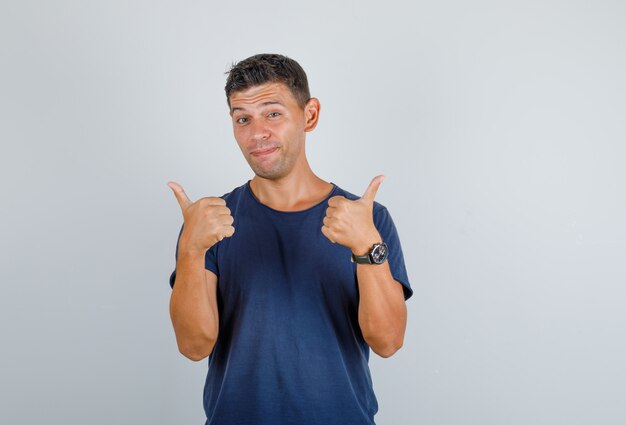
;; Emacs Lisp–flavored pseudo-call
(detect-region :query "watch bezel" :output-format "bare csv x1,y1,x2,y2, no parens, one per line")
370,242,388,264
351,241,388,264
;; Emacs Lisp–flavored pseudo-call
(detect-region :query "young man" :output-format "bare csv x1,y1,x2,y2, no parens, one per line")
168,54,412,425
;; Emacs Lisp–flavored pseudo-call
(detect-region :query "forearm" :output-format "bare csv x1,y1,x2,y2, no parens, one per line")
357,261,407,358
169,249,219,361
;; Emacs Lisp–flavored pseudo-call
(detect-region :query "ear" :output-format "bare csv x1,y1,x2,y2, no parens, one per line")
303,97,321,132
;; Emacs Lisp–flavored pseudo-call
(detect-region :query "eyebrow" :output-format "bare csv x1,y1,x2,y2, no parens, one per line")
230,101,285,113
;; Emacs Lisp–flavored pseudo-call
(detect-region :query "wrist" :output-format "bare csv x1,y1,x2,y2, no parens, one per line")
351,240,389,265
179,232,209,257
351,230,382,256
178,242,207,259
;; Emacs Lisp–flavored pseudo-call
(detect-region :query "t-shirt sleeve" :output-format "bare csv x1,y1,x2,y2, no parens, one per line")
168,223,220,289
372,204,413,300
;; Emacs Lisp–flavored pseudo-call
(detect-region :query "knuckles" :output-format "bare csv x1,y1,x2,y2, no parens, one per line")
197,196,226,206
327,196,347,207
199,205,230,217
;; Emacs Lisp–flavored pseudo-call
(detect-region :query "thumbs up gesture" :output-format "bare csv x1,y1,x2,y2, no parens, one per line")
168,181,235,254
321,175,385,255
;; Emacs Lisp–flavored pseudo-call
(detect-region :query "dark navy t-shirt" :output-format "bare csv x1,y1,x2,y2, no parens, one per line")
169,181,412,425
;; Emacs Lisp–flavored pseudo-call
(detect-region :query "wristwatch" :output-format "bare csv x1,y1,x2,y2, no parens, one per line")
351,242,389,265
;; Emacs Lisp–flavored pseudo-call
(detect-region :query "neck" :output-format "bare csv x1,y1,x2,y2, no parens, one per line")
249,158,333,212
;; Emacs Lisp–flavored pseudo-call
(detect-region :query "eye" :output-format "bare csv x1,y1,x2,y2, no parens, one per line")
236,117,248,124
268,112,281,118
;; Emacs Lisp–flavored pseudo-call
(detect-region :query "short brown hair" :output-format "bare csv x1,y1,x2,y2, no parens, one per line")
225,54,311,109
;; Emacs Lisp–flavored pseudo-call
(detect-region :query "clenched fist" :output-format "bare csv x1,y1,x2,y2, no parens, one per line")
168,181,235,254
321,175,385,255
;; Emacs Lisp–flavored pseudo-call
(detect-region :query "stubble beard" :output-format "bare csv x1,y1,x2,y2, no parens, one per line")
247,145,301,181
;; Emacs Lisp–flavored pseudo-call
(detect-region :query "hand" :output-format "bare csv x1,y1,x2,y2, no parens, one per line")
321,175,385,255
168,181,235,254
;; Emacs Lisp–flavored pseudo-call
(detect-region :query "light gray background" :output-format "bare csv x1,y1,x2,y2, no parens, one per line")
1,1,624,424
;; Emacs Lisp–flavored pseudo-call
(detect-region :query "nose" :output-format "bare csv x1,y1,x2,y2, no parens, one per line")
250,119,271,142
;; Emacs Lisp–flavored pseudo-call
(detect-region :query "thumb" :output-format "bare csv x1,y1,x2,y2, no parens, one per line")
167,181,192,211
360,175,385,205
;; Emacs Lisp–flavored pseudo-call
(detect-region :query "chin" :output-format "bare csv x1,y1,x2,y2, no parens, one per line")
249,160,292,181
252,169,288,180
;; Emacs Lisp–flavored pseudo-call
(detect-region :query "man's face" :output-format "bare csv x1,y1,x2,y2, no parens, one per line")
229,82,312,180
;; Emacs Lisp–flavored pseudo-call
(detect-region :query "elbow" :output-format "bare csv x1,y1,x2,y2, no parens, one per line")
363,331,404,358
178,335,217,362
361,319,406,358
180,348,210,362
370,338,403,358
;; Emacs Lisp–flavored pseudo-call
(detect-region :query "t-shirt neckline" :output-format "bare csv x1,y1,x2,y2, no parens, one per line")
244,180,338,214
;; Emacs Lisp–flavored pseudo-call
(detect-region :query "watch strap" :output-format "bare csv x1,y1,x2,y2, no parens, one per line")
351,252,373,264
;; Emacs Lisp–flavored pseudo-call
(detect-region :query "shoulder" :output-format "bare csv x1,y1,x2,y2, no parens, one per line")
219,181,248,202
332,184,360,202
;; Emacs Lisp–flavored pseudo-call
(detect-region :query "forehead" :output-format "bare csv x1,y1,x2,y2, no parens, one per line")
229,82,298,111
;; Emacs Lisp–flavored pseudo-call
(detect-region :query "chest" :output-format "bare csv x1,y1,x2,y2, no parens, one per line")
215,208,358,307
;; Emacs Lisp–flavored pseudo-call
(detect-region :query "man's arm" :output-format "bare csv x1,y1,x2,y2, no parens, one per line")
356,253,407,358
170,253,219,361
321,175,410,358
167,181,234,361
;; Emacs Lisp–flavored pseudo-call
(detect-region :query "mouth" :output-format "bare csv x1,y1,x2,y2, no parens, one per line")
251,147,279,157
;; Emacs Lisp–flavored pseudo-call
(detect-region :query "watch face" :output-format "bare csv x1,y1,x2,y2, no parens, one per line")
371,243,388,264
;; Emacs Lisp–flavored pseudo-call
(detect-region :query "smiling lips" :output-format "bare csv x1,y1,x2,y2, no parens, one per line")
251,147,279,157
